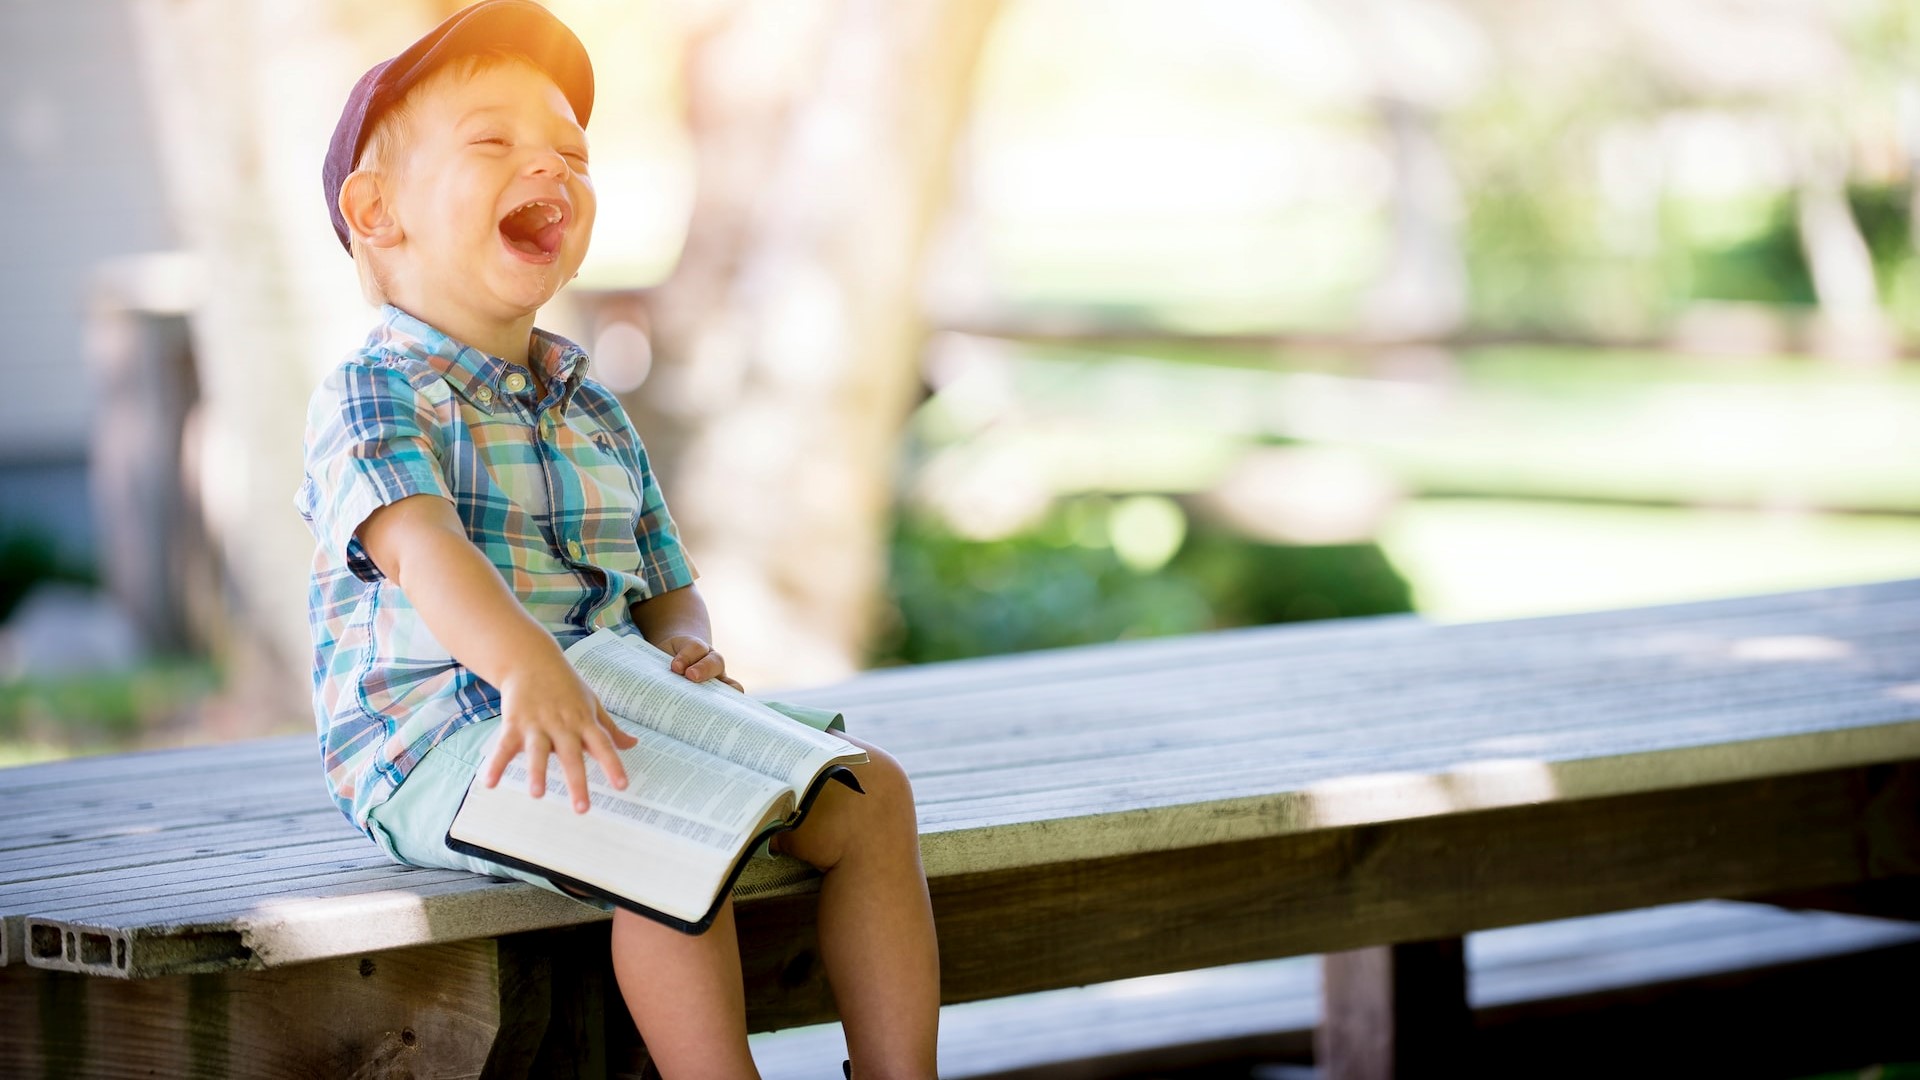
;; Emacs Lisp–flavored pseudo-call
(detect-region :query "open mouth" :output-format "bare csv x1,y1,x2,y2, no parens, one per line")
498,199,567,259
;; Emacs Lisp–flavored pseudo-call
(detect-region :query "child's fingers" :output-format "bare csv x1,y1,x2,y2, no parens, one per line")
717,674,745,693
524,732,551,799
600,705,639,749
684,649,725,682
555,736,591,814
668,640,707,674
587,720,631,790
587,711,633,787
481,731,518,788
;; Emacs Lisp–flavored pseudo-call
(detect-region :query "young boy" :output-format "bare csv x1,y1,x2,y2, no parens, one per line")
295,4,938,1076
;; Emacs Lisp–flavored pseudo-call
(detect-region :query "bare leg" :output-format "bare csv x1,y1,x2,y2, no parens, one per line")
772,735,939,1079
610,897,761,1080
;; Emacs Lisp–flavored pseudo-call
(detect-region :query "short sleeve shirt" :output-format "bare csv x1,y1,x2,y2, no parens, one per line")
294,302,698,835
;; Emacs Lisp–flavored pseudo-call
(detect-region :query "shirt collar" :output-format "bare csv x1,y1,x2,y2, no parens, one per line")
366,303,590,414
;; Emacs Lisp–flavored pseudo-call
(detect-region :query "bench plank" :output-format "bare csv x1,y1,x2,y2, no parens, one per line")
730,761,1920,1030
810,579,1920,715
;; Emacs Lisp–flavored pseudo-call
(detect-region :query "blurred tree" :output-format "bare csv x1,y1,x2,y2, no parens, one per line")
127,0,427,728
1324,0,1488,340
618,0,1004,686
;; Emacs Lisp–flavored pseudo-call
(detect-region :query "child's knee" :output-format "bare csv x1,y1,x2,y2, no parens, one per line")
777,741,917,867
851,742,916,826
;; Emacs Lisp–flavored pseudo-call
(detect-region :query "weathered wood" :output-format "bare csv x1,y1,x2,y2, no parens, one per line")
814,577,1920,715
0,580,1915,979
857,590,1920,719
2,839,380,911
0,815,350,879
0,735,307,794
878,940,1920,1080
3,581,1920,1074
1747,876,1920,921
750,899,1920,1079
0,773,325,843
733,762,1920,1031
1468,939,1920,1079
0,936,548,1078
517,923,612,1080
1317,938,1470,1080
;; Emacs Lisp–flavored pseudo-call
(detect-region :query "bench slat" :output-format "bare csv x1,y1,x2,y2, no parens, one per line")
2,840,385,910
0,812,350,878
805,579,1920,710
0,735,310,794
894,633,1920,785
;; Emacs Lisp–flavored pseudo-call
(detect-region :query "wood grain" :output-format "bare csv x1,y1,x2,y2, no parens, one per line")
1317,938,1469,1080
732,762,1920,1030
0,937,540,1078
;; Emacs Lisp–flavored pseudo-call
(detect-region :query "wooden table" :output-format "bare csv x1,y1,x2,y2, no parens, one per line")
4,578,1918,1077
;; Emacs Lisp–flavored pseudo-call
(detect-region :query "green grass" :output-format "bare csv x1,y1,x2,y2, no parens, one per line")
963,341,1920,513
1377,496,1920,623
908,339,1920,629
0,656,222,764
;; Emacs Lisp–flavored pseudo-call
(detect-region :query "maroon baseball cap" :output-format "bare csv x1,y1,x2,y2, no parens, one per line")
323,0,594,255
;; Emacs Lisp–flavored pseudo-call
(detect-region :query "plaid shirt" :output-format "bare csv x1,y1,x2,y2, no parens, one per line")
295,302,697,835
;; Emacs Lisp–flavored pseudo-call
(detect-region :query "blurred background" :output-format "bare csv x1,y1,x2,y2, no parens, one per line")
2,0,1918,766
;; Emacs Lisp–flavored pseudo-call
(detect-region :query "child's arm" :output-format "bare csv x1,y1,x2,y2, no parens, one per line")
357,491,639,813
630,583,745,694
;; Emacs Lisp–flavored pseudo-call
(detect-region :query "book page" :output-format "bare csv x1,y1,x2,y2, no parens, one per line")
515,722,792,843
450,723,795,924
564,628,867,791
449,763,734,924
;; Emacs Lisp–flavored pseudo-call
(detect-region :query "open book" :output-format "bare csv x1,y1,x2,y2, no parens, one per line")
445,627,867,934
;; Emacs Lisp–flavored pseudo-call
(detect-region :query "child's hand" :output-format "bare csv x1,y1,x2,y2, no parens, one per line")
658,633,746,693
482,656,640,813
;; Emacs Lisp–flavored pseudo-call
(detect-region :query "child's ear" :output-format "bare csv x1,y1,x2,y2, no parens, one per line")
339,169,402,249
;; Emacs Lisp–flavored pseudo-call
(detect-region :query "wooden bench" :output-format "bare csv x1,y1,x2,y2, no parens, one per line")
751,899,1920,1078
4,578,1919,1077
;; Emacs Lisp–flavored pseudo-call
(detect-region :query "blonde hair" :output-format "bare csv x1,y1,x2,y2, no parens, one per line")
346,48,549,307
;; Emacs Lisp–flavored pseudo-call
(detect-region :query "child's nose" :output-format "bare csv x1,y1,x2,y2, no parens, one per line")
527,147,571,177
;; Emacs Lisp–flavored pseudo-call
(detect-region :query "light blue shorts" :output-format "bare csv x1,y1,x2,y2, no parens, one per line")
363,699,847,912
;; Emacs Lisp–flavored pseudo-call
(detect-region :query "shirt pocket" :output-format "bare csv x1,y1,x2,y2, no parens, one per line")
570,427,649,573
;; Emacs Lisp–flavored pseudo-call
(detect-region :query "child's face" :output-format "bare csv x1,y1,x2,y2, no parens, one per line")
379,60,596,319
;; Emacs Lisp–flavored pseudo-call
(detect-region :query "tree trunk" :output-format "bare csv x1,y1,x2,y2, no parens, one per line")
1795,146,1896,365
128,0,448,729
619,0,1004,687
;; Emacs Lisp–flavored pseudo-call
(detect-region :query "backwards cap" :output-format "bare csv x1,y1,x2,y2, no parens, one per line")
322,0,594,255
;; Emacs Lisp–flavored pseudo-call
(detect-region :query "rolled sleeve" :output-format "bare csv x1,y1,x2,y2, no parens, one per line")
297,361,455,583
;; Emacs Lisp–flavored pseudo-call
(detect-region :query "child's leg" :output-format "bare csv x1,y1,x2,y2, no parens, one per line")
611,897,762,1080
770,735,938,1080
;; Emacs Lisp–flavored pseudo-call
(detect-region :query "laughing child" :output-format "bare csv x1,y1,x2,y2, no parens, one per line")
295,4,938,1076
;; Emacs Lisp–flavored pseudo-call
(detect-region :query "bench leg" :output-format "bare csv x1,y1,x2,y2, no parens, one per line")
1316,936,1470,1079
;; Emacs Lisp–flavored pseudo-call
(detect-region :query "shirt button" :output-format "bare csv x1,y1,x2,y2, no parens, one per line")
567,538,584,560
540,415,555,437
474,385,494,405
503,371,528,394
